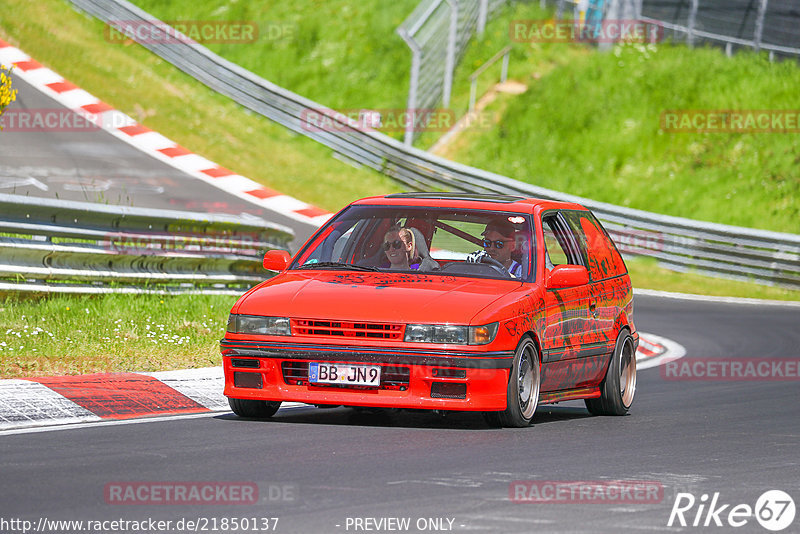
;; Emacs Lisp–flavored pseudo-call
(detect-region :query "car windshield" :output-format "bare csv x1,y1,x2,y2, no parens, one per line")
291,205,534,281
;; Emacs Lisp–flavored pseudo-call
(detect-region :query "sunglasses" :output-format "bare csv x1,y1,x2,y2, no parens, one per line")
483,239,512,249
383,240,406,250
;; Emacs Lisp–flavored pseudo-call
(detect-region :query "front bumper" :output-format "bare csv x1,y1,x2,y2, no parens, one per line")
221,340,513,411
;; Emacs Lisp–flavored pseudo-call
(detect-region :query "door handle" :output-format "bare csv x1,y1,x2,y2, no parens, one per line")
589,300,598,318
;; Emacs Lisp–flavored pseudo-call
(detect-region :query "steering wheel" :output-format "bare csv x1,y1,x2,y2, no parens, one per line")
475,253,512,278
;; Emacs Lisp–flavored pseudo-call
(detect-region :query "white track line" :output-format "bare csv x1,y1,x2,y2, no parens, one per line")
0,403,310,436
636,332,686,371
635,288,800,307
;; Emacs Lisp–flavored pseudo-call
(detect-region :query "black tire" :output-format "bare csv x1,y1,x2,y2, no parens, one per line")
483,337,540,428
585,331,636,416
228,398,282,419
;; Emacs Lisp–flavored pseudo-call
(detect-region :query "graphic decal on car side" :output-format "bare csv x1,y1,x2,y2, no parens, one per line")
578,215,627,280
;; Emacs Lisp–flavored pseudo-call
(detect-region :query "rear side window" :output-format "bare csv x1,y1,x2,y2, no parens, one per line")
563,211,627,280
541,213,585,269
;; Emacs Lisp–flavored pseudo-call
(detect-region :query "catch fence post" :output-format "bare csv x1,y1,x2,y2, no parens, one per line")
687,0,699,47
753,0,769,52
443,0,459,108
478,0,489,35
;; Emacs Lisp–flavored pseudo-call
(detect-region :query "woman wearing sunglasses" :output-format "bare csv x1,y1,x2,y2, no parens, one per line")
382,227,419,270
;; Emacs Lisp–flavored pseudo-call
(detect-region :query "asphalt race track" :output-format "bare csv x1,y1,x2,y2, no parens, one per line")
0,76,318,249
1,294,798,533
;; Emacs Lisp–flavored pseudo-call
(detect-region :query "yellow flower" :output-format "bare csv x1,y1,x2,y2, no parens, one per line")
0,65,19,129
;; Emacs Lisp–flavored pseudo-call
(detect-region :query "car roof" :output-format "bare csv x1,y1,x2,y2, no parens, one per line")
352,192,586,213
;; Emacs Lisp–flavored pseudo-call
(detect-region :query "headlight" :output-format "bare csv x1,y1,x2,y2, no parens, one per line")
227,314,291,335
404,322,498,345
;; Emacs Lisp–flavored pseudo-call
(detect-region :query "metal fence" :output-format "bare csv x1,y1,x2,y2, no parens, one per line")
638,0,800,58
553,1,800,58
0,194,293,295
397,0,507,145
66,0,800,290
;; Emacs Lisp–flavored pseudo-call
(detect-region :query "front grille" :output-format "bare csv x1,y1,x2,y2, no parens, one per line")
281,361,410,390
292,319,404,340
282,361,309,385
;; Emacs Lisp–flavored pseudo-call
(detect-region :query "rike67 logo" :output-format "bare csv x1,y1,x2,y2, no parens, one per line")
668,490,796,531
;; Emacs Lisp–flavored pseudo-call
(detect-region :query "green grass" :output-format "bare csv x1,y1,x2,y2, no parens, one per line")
444,39,800,233
0,0,402,213
130,0,419,112
626,257,800,301
0,294,236,378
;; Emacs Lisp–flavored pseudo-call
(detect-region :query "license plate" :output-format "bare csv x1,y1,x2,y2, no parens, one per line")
308,362,381,387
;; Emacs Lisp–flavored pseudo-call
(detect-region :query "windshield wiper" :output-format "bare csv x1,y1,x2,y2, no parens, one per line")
298,261,380,272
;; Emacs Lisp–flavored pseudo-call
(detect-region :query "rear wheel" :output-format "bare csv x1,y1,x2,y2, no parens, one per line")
483,337,540,428
585,331,636,416
228,398,282,418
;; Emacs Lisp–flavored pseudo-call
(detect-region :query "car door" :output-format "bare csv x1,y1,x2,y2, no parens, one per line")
539,211,593,392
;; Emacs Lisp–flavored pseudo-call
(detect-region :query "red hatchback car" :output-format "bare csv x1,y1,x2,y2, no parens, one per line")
222,193,637,427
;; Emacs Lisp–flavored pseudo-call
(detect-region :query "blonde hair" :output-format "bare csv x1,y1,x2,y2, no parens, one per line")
384,226,415,262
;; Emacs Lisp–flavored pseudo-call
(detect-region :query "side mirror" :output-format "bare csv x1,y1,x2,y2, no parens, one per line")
547,265,589,289
263,249,291,271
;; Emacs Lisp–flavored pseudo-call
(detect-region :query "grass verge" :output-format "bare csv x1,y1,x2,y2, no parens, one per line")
0,293,236,378
626,257,800,301
130,0,419,113
444,37,800,233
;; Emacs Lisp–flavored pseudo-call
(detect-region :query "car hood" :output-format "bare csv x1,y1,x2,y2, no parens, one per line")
236,271,521,325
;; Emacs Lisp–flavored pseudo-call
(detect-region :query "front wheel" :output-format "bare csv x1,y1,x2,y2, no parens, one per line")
228,398,282,419
484,337,540,428
585,331,636,416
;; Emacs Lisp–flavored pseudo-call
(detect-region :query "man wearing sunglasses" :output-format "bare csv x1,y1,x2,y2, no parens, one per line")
481,220,522,278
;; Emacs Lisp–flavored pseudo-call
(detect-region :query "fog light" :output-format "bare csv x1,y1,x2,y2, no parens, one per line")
430,382,466,399
233,372,262,389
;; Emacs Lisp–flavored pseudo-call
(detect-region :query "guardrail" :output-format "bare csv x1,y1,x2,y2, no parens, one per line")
65,0,800,289
0,194,293,295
